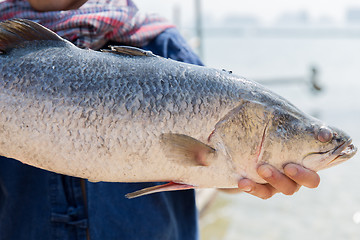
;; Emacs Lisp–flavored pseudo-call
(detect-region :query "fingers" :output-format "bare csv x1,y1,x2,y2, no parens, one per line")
228,163,321,200
238,179,278,200
284,163,320,188
257,164,300,195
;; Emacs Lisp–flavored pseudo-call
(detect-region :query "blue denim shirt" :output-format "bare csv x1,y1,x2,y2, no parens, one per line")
0,28,203,240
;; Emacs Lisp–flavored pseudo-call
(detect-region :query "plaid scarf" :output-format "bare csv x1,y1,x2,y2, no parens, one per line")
0,0,174,49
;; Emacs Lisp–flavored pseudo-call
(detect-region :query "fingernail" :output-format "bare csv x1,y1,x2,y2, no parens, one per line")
240,185,252,192
285,165,298,177
258,165,273,178
238,179,252,192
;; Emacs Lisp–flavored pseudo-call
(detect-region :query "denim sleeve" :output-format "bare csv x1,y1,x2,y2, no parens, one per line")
0,27,200,240
143,27,204,66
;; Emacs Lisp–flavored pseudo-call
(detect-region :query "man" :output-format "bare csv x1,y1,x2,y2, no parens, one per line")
0,0,320,239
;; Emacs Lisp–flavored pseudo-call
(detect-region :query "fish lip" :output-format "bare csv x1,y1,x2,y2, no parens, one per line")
302,139,357,166
328,139,357,165
332,139,353,156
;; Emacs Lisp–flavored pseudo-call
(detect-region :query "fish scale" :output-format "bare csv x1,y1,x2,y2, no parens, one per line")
0,19,357,198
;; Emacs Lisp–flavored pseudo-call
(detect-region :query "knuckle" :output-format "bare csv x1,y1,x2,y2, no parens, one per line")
261,192,273,200
282,190,295,196
260,188,275,200
282,186,298,195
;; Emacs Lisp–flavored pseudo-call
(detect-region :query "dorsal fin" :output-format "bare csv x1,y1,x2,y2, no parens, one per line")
101,46,157,57
0,18,63,53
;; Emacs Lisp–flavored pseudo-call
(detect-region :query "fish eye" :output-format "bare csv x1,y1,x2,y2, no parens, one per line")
317,126,333,143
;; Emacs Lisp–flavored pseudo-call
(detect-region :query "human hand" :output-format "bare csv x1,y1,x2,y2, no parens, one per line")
223,163,320,199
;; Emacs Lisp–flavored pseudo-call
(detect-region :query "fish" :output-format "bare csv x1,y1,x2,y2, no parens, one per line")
0,19,357,198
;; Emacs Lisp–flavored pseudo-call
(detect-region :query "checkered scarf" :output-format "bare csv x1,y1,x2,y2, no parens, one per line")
0,0,174,49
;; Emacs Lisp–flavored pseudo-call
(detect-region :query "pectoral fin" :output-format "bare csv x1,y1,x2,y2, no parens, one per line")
161,133,216,166
125,182,195,199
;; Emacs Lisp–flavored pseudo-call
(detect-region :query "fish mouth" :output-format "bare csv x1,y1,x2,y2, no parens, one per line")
328,139,357,165
302,138,357,170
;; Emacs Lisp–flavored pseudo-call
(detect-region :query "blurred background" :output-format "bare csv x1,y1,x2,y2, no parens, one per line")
136,1,360,239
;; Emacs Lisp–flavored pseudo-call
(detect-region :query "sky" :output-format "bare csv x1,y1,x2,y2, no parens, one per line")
136,0,360,25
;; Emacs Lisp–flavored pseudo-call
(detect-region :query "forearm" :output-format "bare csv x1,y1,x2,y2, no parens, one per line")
28,0,87,11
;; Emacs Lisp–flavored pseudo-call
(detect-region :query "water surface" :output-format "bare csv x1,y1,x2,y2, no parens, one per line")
200,35,360,240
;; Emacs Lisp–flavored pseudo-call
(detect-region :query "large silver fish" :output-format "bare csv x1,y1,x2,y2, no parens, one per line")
0,19,357,198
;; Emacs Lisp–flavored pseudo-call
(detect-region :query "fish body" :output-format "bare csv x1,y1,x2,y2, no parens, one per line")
0,20,357,196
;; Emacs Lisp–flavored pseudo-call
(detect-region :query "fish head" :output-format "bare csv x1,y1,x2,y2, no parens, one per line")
210,100,357,181
300,125,356,170
265,106,357,172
